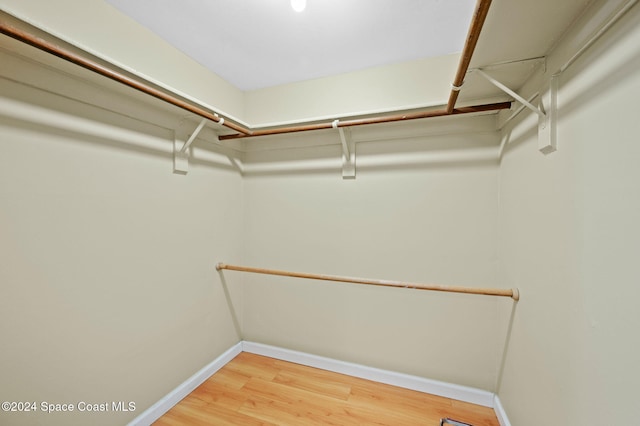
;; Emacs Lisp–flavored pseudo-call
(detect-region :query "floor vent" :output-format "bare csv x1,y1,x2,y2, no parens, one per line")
440,418,474,426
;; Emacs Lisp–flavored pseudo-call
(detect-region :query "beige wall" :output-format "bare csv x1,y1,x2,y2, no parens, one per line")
239,117,508,391
496,1,640,424
0,52,243,425
244,54,459,127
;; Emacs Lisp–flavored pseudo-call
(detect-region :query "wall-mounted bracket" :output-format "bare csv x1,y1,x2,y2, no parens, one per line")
173,122,189,174
180,118,207,153
475,68,557,155
173,118,210,174
475,69,545,119
538,74,558,154
333,120,355,179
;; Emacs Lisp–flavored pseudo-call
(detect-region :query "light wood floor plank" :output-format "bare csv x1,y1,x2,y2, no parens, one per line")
154,395,275,426
153,352,500,426
239,394,349,426
273,370,352,401
189,380,248,411
206,367,253,390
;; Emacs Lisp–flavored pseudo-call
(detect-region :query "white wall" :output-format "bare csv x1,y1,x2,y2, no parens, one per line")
238,116,510,391
496,1,640,423
0,51,243,425
244,54,459,127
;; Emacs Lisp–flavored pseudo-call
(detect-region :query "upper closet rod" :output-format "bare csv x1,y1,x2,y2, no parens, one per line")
216,263,520,301
447,0,492,113
0,14,252,136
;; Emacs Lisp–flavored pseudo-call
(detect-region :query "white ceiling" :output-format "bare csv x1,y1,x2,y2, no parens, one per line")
105,0,477,91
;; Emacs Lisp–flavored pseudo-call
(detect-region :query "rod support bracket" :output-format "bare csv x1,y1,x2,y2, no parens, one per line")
475,69,546,119
333,120,356,179
538,74,558,154
511,288,520,301
475,68,558,155
173,121,190,174
174,118,211,174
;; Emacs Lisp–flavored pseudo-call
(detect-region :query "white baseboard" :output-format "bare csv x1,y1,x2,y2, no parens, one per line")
127,342,243,426
242,341,495,408
493,395,512,426
129,340,511,426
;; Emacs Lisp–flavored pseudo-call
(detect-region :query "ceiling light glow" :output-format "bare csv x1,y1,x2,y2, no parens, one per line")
291,0,306,12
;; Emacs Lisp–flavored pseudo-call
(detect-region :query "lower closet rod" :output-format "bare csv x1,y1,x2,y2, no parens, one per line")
216,263,519,301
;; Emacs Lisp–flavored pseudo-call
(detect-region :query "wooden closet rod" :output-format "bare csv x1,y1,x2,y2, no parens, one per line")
216,263,520,301
446,0,493,113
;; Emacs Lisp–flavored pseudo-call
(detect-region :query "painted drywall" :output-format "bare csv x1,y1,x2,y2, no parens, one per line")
496,1,640,424
238,116,510,392
244,54,459,127
0,52,243,425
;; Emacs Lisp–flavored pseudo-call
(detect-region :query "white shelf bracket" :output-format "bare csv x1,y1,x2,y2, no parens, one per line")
538,74,558,154
476,69,557,155
173,121,188,174
174,118,209,174
475,69,545,119
181,118,207,153
333,120,355,179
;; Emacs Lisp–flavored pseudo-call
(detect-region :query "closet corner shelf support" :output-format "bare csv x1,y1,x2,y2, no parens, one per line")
216,262,520,301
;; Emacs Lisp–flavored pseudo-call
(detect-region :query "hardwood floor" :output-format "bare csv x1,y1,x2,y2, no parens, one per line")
153,352,500,426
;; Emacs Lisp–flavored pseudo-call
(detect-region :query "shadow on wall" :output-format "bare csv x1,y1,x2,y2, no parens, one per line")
0,78,241,174
559,31,640,120
495,301,518,393
241,123,502,177
499,120,537,157
218,270,242,340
